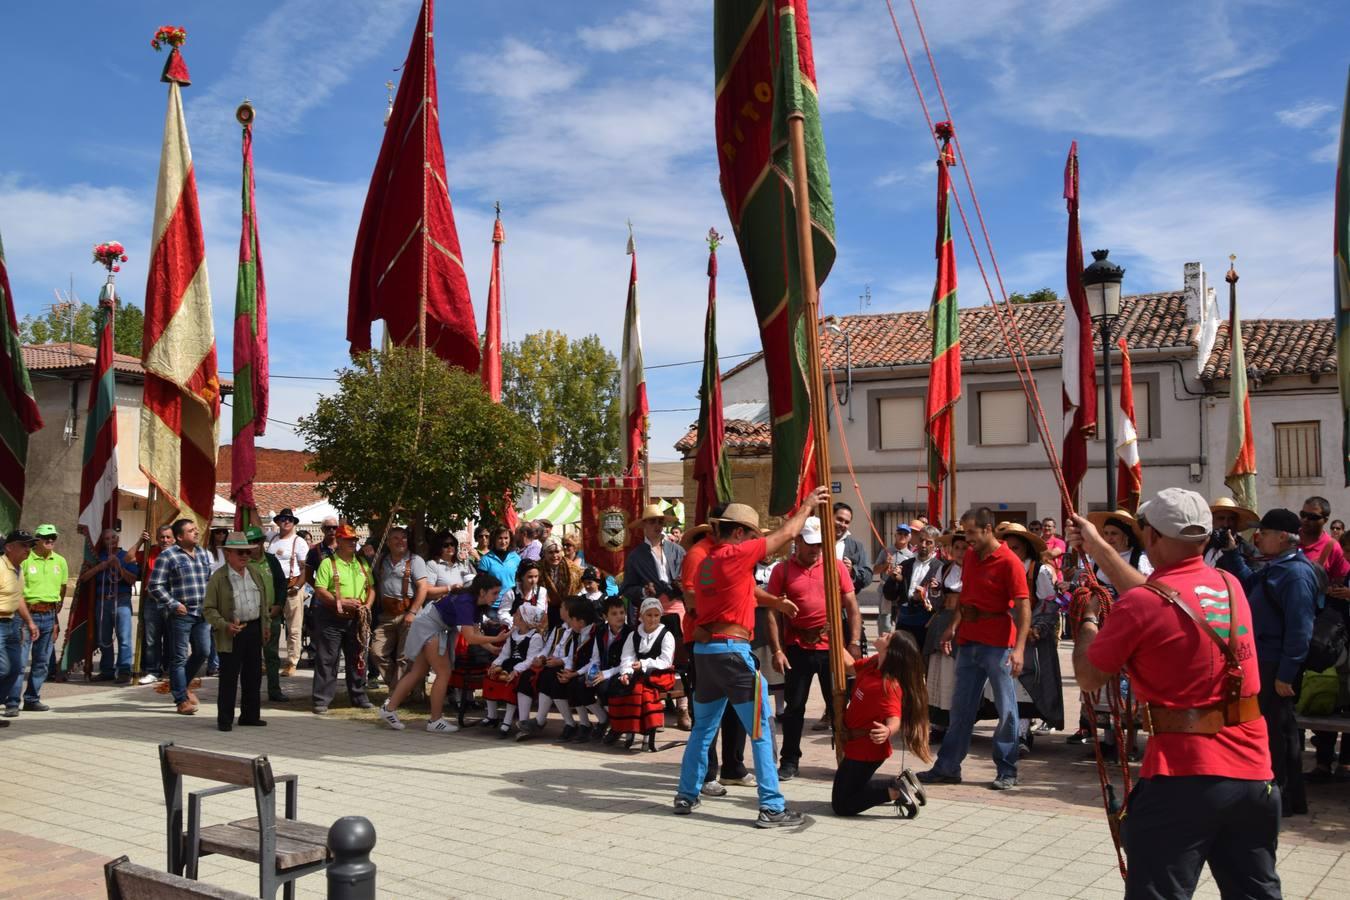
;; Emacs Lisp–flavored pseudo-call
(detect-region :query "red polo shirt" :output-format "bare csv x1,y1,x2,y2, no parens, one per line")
696,537,765,635
1088,556,1270,780
956,541,1027,647
766,555,852,650
680,539,712,644
842,656,902,762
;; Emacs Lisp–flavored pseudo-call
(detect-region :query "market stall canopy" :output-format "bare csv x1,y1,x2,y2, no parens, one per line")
521,485,580,526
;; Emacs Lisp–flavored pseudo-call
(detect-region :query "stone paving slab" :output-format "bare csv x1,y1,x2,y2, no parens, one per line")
1,657,1346,899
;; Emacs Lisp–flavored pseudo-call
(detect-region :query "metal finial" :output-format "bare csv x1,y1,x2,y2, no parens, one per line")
1226,254,1239,284
626,219,635,255
384,80,395,126
494,200,501,219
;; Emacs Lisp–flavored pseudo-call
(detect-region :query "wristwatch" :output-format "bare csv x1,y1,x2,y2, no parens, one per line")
1080,615,1100,627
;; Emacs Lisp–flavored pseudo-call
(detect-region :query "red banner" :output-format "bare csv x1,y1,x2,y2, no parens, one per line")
580,476,644,578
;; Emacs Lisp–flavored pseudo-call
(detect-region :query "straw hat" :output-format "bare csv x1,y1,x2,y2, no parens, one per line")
680,523,713,549
711,502,762,533
1208,496,1259,530
630,503,674,529
995,521,1046,556
222,531,253,549
1086,509,1143,541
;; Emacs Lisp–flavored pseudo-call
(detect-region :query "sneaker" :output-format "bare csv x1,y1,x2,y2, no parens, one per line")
723,773,757,788
990,775,1018,791
755,808,805,829
137,673,159,685
916,768,961,785
378,703,405,731
22,701,50,712
777,762,799,782
427,719,459,735
673,796,701,816
701,780,728,797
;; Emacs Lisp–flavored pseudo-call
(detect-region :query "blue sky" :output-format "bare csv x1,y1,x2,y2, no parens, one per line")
2,0,1347,464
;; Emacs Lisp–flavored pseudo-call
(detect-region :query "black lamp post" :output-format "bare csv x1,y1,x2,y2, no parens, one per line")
825,317,853,421
1082,249,1124,511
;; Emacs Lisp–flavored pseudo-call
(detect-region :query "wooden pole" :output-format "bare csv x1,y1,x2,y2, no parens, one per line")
787,113,847,761
947,421,958,529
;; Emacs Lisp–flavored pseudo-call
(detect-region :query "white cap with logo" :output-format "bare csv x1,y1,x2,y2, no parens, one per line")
800,517,823,546
1136,487,1213,543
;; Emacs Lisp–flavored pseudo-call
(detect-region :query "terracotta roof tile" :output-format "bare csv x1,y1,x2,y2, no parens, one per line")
21,342,233,390
217,446,324,483
675,418,771,454
1202,318,1336,383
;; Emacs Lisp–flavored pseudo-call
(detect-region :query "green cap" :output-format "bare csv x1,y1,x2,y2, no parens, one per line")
244,525,266,543
34,524,58,537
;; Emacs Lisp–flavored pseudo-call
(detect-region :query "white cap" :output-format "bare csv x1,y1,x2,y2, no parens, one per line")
639,597,663,616
518,604,544,627
1137,487,1212,543
800,517,823,545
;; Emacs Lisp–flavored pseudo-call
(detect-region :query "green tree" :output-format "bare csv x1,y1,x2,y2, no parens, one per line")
20,299,145,357
295,347,541,530
1007,287,1059,305
500,330,621,478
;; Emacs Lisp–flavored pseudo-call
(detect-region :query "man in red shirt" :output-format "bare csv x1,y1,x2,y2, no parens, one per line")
1070,487,1279,899
918,507,1030,791
674,486,827,826
768,516,858,781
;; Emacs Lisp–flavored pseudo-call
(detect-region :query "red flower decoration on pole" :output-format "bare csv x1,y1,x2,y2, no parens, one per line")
92,241,127,273
151,26,187,51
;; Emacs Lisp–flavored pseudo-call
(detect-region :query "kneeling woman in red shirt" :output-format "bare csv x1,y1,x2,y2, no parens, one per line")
831,630,932,816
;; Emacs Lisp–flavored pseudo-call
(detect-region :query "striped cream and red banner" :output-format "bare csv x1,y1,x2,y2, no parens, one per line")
140,53,220,531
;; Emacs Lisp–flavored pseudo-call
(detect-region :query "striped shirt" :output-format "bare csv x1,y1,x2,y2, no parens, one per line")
147,544,215,615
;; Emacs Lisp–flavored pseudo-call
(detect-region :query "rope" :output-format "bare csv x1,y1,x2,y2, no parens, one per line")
880,0,1128,877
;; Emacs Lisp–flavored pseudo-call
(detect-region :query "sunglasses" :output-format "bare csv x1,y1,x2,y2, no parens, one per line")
1300,512,1326,521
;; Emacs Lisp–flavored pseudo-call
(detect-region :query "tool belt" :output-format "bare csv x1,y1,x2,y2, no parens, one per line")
959,604,1009,622
381,596,411,616
1144,695,1261,735
693,621,752,643
789,624,828,646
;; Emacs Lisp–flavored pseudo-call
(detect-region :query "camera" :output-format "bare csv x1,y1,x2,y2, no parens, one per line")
1210,527,1233,546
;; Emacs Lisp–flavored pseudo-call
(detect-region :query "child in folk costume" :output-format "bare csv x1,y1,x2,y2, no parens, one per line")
533,596,606,742
831,630,932,817
588,595,633,745
580,567,607,617
497,560,548,628
607,597,678,752
483,603,545,737
516,605,570,742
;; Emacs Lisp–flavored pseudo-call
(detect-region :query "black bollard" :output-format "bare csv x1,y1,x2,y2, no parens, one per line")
326,816,376,900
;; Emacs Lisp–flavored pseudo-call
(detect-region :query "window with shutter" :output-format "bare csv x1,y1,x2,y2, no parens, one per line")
1274,421,1321,479
978,389,1028,445
877,396,924,449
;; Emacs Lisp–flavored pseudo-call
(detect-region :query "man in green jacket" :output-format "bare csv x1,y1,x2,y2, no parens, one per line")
203,533,271,732
245,525,289,702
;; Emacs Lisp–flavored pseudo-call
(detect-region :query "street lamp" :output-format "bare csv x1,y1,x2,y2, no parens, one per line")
1082,249,1125,510
824,316,853,421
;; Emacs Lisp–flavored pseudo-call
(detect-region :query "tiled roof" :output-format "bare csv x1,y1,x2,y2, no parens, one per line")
217,446,323,483
675,418,771,454
215,482,328,519
818,293,1193,371
21,342,233,391
1201,318,1336,383
536,472,583,494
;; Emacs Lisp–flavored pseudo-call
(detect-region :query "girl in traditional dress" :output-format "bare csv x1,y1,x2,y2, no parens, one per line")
923,531,967,743
831,630,931,816
483,603,545,736
606,598,677,752
532,596,604,741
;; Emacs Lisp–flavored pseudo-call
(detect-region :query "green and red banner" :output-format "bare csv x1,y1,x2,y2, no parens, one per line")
231,104,268,530
694,230,733,525
715,0,836,515
925,127,961,522
1336,66,1350,486
1224,264,1257,510
78,278,120,537
0,228,44,533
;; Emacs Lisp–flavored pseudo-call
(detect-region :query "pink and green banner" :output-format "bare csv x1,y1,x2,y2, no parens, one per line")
231,104,269,529
925,128,961,523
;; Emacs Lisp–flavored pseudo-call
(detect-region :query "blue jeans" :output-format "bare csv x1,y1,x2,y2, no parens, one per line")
17,610,57,704
208,632,220,673
676,641,785,812
0,617,25,711
142,602,169,676
169,612,212,704
96,596,133,676
933,642,1019,780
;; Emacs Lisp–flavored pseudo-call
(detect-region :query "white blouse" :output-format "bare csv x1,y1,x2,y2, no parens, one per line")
620,624,675,674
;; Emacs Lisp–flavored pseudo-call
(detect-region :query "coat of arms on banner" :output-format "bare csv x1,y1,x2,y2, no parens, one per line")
598,506,629,551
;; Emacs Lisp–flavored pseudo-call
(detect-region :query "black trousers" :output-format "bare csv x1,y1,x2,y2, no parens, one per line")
1122,776,1281,900
217,619,262,728
1258,659,1306,815
1311,730,1350,768
311,607,370,708
831,757,892,816
780,645,833,765
685,642,747,782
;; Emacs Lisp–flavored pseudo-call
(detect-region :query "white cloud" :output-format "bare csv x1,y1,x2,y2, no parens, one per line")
1276,101,1336,130
578,0,701,53
458,38,584,101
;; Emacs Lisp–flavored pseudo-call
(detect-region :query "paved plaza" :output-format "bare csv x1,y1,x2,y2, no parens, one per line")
1,649,1347,899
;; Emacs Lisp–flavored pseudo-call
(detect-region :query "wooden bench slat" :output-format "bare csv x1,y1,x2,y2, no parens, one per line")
197,824,328,870
229,817,332,847
164,746,260,788
107,858,254,900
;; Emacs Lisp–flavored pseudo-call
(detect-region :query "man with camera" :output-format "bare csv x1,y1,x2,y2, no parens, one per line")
1218,508,1320,817
1204,497,1258,568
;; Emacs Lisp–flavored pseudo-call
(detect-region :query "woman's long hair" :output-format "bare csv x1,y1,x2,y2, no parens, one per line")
877,630,932,763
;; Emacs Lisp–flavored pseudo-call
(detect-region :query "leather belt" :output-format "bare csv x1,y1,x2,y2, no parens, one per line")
789,625,827,645
27,603,60,614
693,621,752,643
959,604,1009,622
1143,695,1262,735
381,596,411,615
840,726,870,742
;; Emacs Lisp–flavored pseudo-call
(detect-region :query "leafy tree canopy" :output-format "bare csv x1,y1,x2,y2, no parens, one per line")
1006,287,1059,305
19,299,144,358
295,347,540,531
501,330,620,478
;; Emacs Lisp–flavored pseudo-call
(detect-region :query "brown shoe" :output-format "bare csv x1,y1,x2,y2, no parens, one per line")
281,664,297,677
176,701,197,715
676,710,692,731
187,691,199,706
153,679,171,695
190,677,203,690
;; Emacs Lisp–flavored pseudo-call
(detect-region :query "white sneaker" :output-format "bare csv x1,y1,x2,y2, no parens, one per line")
426,718,459,734
378,703,405,731
137,674,158,685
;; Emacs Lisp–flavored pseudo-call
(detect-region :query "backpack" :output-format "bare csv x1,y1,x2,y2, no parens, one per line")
1296,666,1341,717
1305,606,1349,673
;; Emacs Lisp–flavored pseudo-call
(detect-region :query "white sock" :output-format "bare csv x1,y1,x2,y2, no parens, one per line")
556,700,574,726
577,706,591,727
486,700,499,720
535,694,553,726
517,693,533,722
503,706,517,726
591,703,608,725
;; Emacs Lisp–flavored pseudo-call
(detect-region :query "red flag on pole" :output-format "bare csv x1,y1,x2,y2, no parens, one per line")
693,230,732,525
620,231,648,478
1061,142,1097,519
231,103,268,529
1115,338,1142,513
925,125,962,523
482,209,516,530
348,0,479,371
